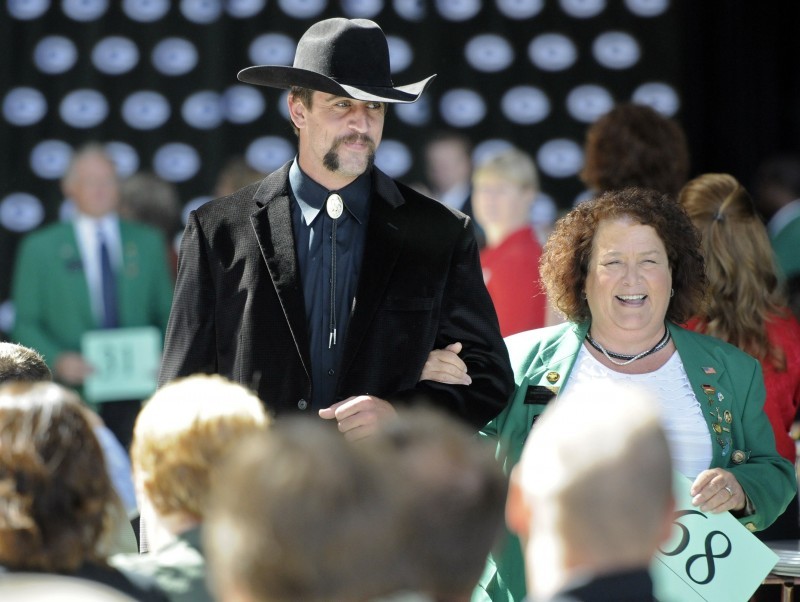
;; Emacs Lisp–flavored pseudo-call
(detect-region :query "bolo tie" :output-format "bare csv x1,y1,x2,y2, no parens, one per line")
325,192,344,348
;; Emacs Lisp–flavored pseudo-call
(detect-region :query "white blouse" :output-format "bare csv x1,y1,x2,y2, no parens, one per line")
564,345,713,479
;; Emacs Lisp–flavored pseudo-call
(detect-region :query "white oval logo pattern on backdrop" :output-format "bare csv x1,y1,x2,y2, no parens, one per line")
0,193,45,233
528,34,578,71
593,31,641,69
223,85,266,124
465,34,515,73
105,141,140,178
249,34,296,66
501,86,550,125
393,0,426,20
8,0,50,19
559,0,605,18
59,89,108,128
496,0,544,19
440,89,487,128
122,0,170,21
537,139,584,178
62,0,108,21
92,37,140,75
277,0,326,19
152,38,199,76
180,0,223,24
387,36,413,73
225,0,266,18
182,91,224,129
122,91,171,130
340,0,383,18
246,137,295,174
154,143,201,183
29,140,73,180
566,84,615,123
3,88,48,126
633,82,679,116
34,36,78,74
436,0,481,21
375,140,412,179
625,0,669,17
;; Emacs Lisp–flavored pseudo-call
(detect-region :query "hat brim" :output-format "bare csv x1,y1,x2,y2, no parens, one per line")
237,65,436,104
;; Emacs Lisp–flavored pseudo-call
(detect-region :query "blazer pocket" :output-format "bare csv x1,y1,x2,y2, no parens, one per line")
380,296,435,312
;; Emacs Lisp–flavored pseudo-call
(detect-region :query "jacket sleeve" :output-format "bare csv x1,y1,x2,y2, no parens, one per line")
728,359,796,531
411,219,514,428
11,235,64,369
157,212,218,386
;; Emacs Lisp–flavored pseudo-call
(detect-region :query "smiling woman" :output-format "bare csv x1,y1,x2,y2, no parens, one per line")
475,187,797,602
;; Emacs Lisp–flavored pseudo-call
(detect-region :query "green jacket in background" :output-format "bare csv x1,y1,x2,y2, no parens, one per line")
11,220,174,372
472,321,797,602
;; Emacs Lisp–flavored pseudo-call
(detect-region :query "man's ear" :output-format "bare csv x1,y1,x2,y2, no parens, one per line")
506,467,531,539
287,93,307,131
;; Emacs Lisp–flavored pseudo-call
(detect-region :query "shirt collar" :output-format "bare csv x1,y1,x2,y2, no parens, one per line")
289,159,371,226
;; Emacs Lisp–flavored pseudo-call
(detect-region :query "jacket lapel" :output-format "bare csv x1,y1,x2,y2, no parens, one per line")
669,323,733,464
250,165,312,373
339,170,407,376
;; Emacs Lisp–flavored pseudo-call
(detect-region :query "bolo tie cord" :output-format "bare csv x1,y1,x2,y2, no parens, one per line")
329,215,337,348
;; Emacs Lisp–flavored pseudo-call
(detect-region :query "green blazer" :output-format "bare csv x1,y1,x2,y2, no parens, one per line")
473,321,797,602
11,220,174,372
772,213,800,280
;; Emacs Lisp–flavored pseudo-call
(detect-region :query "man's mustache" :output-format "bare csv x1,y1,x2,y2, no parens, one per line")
332,134,376,150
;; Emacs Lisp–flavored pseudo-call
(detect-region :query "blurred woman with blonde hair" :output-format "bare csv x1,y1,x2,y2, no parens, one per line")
679,173,800,539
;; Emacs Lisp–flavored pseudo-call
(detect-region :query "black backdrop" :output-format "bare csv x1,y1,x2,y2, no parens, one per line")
2,0,799,339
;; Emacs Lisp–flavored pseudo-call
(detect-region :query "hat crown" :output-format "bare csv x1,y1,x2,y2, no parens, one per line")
293,18,393,89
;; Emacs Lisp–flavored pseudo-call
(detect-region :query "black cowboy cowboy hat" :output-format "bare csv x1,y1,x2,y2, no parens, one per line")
237,18,436,104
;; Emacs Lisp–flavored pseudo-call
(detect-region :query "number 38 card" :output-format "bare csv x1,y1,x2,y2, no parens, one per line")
651,472,779,602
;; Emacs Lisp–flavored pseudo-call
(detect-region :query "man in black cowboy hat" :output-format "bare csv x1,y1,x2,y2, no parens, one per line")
158,18,513,438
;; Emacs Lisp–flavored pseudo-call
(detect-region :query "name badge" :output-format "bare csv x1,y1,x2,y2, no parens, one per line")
524,385,558,405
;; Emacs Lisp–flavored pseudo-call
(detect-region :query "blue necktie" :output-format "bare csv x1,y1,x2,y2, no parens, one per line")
98,227,118,329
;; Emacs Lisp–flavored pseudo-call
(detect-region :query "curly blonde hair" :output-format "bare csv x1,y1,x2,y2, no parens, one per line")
541,188,706,323
679,173,788,370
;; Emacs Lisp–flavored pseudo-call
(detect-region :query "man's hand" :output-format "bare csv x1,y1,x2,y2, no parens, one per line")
54,352,93,386
319,395,397,442
419,342,471,385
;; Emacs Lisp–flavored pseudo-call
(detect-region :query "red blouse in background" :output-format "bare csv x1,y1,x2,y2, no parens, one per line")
479,226,547,338
686,312,800,463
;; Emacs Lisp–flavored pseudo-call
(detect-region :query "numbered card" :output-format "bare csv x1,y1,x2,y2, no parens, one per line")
651,472,779,602
82,327,162,403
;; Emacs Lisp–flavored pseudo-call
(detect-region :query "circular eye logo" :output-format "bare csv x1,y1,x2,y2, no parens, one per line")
566,84,614,123
436,0,481,21
105,141,140,178
530,192,557,226
92,36,140,75
375,140,412,179
528,34,578,72
245,136,295,174
121,91,171,130
341,0,383,18
593,31,640,69
393,0,425,20
62,0,108,20
223,85,266,124
625,0,669,17
537,139,584,178
182,91,223,129
59,89,108,128
0,193,45,232
153,143,201,182
8,0,50,20
439,89,486,128
180,0,223,23
473,139,514,167
3,87,48,126
34,36,78,74
497,0,544,19
465,34,514,73
632,82,679,116
387,36,413,73
248,33,296,66
394,96,431,127
226,0,265,17
559,0,605,18
277,0,325,19
501,86,550,125
122,0,170,22
30,140,73,179
152,38,198,76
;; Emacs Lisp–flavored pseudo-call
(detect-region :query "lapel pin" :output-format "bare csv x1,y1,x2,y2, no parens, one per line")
724,410,732,424
546,371,560,384
702,366,716,374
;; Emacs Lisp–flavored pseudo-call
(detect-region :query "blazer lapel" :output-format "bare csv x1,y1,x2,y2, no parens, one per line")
339,170,407,376
669,323,734,463
60,224,95,327
250,167,312,374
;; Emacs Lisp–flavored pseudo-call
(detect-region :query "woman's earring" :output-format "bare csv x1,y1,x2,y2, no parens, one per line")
670,288,674,298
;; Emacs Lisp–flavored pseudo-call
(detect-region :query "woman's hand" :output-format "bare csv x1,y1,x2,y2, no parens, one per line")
419,342,471,386
690,468,746,513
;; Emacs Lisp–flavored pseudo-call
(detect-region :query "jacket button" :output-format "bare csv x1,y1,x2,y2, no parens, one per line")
745,522,757,532
297,399,308,410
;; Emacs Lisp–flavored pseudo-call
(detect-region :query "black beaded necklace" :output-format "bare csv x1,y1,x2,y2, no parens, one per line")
585,327,671,366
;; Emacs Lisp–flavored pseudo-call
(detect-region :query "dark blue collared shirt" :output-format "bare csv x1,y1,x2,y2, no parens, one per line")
289,160,371,410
